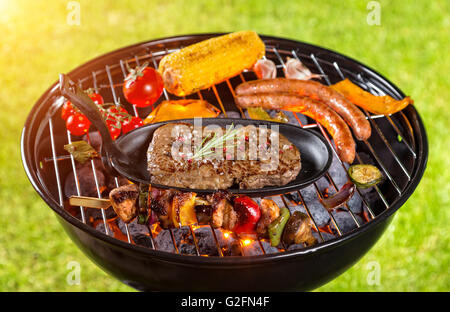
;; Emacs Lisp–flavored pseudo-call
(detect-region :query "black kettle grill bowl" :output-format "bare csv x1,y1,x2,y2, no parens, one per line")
21,34,428,291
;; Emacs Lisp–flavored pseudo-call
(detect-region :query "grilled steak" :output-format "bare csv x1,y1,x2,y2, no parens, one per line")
147,123,301,190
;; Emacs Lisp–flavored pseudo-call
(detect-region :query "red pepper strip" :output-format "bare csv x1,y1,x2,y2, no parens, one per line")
319,182,355,210
233,196,261,234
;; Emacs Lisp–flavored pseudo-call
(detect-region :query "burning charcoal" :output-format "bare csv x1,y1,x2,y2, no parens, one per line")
117,218,150,237
363,188,380,207
288,205,308,215
172,226,191,241
172,227,197,255
346,192,363,214
316,176,330,194
133,234,153,248
179,244,197,255
85,206,116,222
287,243,304,251
214,229,241,256
154,229,176,253
64,165,106,198
330,211,364,234
326,154,349,189
95,221,113,235
241,240,263,256
312,231,335,243
193,227,220,256
218,111,241,118
280,195,308,216
259,240,281,254
284,192,302,205
300,185,330,227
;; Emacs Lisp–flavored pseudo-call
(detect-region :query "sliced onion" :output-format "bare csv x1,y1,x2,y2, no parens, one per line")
319,181,355,210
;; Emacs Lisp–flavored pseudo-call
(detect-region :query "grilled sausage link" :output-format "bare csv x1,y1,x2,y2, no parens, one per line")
235,93,356,163
235,78,371,141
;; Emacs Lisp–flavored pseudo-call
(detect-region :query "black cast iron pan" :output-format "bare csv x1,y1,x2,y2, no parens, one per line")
59,73,332,196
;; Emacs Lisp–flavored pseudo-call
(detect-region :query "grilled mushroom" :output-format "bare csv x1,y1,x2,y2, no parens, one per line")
282,211,317,246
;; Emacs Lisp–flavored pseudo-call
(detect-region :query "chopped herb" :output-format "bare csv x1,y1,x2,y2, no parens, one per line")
64,141,99,164
190,124,242,160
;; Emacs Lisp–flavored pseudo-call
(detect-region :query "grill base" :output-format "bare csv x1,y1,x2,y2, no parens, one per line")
58,213,393,291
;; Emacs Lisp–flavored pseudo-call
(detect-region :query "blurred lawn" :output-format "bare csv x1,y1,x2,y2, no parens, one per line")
0,0,448,291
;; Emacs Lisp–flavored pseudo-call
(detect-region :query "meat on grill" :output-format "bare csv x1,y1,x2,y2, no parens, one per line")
207,191,237,230
147,123,301,190
256,198,281,237
149,187,177,228
109,184,139,223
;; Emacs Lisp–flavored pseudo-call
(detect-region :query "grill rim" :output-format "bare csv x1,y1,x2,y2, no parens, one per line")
21,33,428,265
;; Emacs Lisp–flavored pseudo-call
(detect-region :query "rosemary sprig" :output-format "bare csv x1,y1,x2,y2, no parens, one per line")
190,124,242,160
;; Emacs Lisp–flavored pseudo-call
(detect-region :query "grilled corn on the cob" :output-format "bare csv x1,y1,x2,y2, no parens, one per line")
158,31,265,96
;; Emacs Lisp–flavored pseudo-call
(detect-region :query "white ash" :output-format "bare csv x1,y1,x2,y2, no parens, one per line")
299,185,331,227
330,211,364,234
95,222,113,235
259,240,282,254
117,218,150,236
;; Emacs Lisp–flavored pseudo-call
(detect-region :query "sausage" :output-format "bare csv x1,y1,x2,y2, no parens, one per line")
235,93,356,163
235,78,371,141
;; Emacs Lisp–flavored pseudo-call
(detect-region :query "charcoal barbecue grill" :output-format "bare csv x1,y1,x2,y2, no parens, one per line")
21,33,428,291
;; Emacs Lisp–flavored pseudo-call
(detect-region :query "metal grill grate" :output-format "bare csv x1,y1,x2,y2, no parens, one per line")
45,38,417,257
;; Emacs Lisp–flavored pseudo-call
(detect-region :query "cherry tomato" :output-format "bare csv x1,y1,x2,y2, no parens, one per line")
62,92,103,121
122,116,144,134
123,66,163,108
61,101,76,121
106,119,121,140
106,106,128,116
87,92,104,105
66,113,91,136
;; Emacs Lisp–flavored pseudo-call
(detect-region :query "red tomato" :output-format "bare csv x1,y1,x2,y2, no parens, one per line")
123,66,163,107
62,92,103,121
106,119,121,140
122,116,144,134
66,113,91,136
61,101,76,121
87,92,104,105
233,196,261,234
106,106,128,117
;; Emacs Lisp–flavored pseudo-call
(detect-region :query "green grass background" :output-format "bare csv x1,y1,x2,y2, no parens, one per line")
0,0,448,291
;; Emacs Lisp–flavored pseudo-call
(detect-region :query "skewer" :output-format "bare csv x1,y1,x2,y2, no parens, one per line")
69,195,111,209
